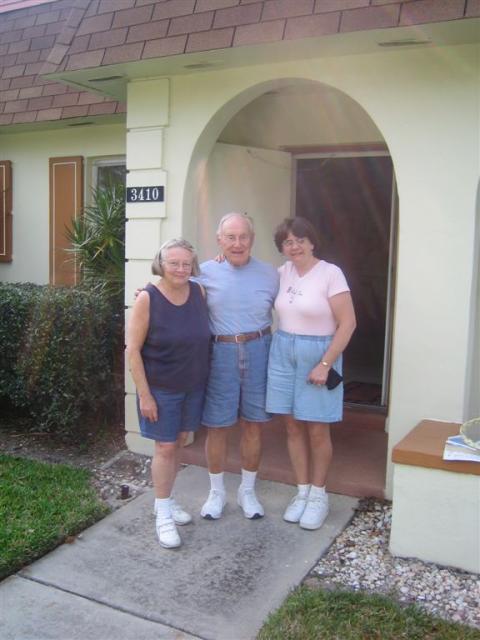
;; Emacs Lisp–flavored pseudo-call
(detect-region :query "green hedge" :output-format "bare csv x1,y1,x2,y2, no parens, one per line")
0,283,123,435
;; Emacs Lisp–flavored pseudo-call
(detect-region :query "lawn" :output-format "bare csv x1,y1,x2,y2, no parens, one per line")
0,454,108,580
258,586,480,640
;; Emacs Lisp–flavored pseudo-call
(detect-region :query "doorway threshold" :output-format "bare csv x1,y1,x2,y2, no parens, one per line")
180,412,387,500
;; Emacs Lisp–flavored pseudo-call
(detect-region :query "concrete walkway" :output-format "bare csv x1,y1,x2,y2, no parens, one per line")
1,466,358,640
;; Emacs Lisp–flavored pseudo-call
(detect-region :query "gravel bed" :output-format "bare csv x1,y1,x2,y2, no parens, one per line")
91,450,153,509
310,499,480,629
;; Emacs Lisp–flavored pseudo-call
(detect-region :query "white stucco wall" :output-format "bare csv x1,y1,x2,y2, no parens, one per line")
218,88,384,149
390,464,480,573
195,142,291,266
0,123,125,284
123,43,479,494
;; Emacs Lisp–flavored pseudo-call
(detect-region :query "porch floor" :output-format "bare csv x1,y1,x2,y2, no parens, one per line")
180,408,387,500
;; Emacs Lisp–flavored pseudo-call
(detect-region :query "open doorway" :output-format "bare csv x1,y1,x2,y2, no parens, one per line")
184,81,391,495
293,149,397,410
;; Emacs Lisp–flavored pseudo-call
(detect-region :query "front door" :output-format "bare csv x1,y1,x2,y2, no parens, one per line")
294,151,397,409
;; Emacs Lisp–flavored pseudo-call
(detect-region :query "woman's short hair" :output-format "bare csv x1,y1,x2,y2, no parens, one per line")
151,238,200,277
273,216,321,255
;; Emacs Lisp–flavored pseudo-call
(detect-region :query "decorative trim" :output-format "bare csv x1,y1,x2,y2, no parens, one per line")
283,143,389,155
49,156,83,286
0,161,12,263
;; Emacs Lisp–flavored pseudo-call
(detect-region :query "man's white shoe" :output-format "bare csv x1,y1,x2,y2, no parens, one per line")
237,487,264,519
283,494,308,523
156,517,181,548
299,494,329,530
201,489,226,520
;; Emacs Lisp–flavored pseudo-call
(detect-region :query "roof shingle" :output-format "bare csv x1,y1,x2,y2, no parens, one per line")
0,0,122,126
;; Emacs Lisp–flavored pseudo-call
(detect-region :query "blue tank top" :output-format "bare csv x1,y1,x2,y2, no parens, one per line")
141,282,210,392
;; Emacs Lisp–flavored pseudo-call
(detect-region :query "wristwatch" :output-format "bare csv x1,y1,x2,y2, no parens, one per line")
321,360,330,367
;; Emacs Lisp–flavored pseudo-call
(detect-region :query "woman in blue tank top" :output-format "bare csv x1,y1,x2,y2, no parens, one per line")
127,239,210,549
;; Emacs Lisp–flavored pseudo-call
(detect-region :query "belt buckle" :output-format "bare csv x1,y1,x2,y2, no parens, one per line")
234,333,243,344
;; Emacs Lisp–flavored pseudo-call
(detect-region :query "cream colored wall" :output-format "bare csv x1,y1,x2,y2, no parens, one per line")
0,124,125,284
123,44,479,496
390,464,480,573
195,142,291,266
464,183,480,419
219,88,383,149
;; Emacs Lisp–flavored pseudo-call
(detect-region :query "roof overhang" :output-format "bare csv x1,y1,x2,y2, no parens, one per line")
43,18,480,104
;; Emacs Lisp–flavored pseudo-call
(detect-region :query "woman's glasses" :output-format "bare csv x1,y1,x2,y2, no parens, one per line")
282,237,308,249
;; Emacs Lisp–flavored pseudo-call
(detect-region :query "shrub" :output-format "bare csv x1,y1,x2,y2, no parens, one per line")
0,283,122,436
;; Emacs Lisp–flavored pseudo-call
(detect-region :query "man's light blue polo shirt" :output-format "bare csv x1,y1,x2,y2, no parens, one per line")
197,257,279,336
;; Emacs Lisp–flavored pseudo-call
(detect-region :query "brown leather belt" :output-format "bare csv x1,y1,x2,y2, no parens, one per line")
214,327,271,344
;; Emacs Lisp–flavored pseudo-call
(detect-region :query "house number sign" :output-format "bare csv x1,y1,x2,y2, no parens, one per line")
126,186,164,203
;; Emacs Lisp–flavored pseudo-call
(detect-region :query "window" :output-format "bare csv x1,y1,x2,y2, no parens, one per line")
91,157,126,192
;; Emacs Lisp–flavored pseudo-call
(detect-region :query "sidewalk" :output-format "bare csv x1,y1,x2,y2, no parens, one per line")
1,465,357,640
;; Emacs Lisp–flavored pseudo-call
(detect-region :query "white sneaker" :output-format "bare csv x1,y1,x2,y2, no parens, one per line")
299,494,329,530
201,489,226,520
156,517,181,548
237,487,264,519
283,494,308,523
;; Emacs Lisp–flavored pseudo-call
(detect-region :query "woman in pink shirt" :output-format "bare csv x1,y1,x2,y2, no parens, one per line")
266,217,356,530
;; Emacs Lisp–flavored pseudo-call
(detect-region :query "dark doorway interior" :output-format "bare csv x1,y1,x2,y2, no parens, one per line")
295,155,395,408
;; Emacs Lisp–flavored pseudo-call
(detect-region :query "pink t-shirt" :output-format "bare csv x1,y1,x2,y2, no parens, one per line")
275,260,350,336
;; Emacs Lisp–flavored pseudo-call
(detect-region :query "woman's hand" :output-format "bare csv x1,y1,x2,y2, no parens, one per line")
214,254,225,263
308,362,330,386
139,392,158,422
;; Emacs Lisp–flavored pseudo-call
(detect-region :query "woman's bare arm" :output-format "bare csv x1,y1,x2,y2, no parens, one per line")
126,291,158,422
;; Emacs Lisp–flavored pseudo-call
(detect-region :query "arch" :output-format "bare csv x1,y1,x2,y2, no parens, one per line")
182,76,397,241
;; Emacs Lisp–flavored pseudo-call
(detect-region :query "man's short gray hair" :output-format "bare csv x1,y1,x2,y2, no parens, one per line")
151,238,200,277
216,212,254,237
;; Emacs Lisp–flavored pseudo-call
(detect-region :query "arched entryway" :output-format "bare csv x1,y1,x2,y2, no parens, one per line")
181,79,397,498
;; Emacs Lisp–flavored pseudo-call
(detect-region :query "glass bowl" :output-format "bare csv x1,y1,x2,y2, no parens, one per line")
460,417,480,451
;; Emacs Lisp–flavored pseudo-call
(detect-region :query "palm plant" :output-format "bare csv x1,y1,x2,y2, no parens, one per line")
66,182,125,299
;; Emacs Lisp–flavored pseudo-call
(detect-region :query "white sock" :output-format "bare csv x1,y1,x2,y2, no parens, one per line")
209,472,225,493
309,485,326,498
240,468,257,490
155,497,171,520
297,483,310,498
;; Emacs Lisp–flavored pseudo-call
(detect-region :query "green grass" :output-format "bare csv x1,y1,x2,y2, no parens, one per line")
258,586,480,640
0,454,108,579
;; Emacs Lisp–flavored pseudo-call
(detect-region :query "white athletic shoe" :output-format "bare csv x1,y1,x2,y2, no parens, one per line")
299,494,329,530
237,487,264,519
283,494,308,523
156,517,181,548
200,489,226,520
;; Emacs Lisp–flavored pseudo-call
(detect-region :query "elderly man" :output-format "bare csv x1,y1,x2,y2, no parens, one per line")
197,213,279,520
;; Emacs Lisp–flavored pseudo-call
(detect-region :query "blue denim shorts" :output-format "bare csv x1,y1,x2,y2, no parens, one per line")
202,334,272,427
137,385,206,443
266,330,343,423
